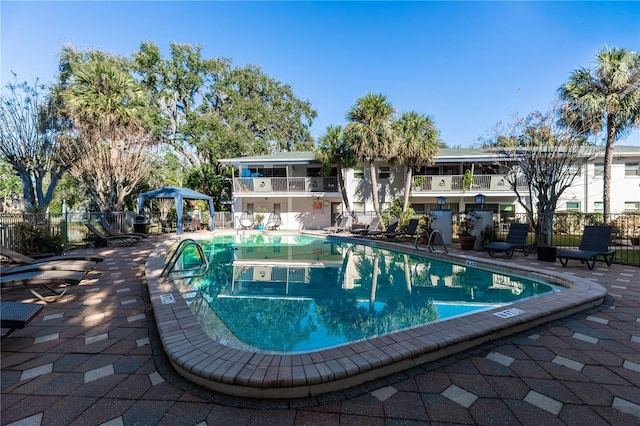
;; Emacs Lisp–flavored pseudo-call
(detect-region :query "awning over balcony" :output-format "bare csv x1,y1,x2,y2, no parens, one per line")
218,152,316,167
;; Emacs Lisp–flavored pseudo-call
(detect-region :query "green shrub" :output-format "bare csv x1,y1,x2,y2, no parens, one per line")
15,222,65,255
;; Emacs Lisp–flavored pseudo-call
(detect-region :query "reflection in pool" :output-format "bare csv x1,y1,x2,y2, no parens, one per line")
173,234,555,353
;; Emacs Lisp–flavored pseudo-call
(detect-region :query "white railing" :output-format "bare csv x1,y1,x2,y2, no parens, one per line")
233,177,339,194
411,174,528,193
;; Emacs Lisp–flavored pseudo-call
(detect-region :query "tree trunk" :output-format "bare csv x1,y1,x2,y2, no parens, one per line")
369,160,382,224
403,254,412,295
535,213,554,246
17,170,36,209
337,164,351,214
370,256,379,311
603,114,616,224
403,167,413,213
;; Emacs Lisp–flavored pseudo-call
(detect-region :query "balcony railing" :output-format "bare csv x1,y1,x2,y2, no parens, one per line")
232,174,526,195
234,177,339,194
411,174,527,193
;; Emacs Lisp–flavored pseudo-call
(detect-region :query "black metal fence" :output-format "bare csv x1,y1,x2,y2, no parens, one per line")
0,211,235,254
1,210,638,266
353,210,639,267
453,211,640,267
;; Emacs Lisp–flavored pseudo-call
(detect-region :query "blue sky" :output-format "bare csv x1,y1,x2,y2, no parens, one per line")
2,1,639,147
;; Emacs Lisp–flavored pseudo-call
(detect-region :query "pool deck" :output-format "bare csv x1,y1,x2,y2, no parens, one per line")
2,231,640,424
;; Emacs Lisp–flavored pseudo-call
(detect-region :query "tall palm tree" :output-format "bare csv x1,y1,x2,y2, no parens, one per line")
394,111,441,213
558,47,640,222
344,93,397,224
314,125,356,214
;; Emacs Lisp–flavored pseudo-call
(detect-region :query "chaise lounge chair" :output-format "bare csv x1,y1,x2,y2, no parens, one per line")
351,217,381,237
85,223,140,247
484,223,533,259
324,216,352,233
397,218,420,240
1,246,105,264
381,218,413,240
556,225,616,270
1,269,87,302
1,301,44,338
1,258,98,274
99,219,147,238
367,219,399,238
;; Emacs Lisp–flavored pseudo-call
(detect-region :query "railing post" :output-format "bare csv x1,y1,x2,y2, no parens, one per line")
60,212,68,253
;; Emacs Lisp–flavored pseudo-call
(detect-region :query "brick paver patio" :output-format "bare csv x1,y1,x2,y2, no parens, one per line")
2,234,639,425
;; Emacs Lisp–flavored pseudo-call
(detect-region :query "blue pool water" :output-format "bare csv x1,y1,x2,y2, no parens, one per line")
173,234,555,353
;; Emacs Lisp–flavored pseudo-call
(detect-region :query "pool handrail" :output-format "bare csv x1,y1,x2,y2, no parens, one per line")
161,238,209,278
414,228,448,254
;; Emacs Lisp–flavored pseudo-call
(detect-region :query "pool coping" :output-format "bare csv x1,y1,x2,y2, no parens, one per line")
145,231,607,399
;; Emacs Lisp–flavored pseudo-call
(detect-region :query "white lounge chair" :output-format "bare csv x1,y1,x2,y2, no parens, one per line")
324,216,352,233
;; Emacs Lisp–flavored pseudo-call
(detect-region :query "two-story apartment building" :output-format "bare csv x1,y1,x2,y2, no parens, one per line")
219,145,640,230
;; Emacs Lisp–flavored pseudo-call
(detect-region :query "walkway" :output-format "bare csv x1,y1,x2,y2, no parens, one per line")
2,234,640,425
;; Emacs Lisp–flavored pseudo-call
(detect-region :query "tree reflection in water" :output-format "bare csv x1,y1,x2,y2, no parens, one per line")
177,236,552,352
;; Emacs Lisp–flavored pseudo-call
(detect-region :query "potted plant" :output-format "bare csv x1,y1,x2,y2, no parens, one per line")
413,175,427,191
536,245,557,262
457,211,479,250
254,207,268,230
458,221,476,250
461,169,473,192
480,224,498,247
255,213,265,230
458,230,476,250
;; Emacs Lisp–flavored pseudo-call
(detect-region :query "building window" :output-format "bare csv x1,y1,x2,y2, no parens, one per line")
378,166,390,179
566,202,580,211
624,202,640,211
353,167,364,179
594,163,604,177
594,201,603,212
413,203,427,215
625,163,639,176
306,167,322,177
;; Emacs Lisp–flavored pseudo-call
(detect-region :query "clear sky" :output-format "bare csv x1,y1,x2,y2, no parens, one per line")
2,1,639,148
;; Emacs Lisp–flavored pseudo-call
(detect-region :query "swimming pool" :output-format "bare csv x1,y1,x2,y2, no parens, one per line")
174,235,555,353
145,231,607,398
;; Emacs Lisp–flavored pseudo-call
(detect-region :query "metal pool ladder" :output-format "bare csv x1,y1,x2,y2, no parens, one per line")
161,238,209,278
415,228,448,254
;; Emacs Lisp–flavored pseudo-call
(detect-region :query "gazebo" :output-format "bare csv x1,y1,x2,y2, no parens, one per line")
136,186,215,235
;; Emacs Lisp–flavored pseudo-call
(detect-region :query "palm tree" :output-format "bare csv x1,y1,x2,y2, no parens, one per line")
62,56,154,211
344,93,397,224
394,111,441,213
558,47,640,222
314,125,356,214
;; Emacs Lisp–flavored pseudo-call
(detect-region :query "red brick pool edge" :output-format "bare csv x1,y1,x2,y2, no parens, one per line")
145,233,607,399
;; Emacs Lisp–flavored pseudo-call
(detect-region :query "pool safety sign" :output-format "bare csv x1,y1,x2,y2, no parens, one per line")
160,293,176,304
494,308,525,318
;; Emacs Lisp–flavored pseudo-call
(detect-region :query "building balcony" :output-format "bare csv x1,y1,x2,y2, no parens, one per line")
410,174,527,193
233,177,339,194
230,174,525,196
